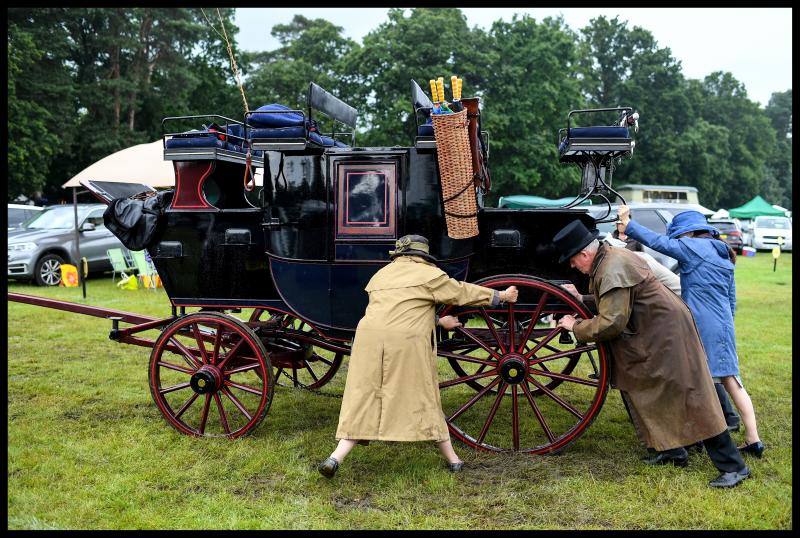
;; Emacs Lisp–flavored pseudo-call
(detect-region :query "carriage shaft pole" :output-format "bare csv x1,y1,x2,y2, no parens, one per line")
8,292,157,325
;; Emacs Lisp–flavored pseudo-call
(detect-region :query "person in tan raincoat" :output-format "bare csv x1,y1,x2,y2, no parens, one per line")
552,220,750,488
318,235,518,477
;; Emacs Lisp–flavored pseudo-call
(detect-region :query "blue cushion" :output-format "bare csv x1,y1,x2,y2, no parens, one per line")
567,126,629,138
225,124,245,141
166,133,225,149
249,104,305,128
418,124,434,137
249,126,307,139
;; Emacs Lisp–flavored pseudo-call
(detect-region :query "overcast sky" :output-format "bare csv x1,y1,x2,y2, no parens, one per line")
233,7,792,108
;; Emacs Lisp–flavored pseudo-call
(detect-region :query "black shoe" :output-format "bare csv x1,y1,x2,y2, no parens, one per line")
684,441,704,454
318,457,339,478
644,452,689,468
709,467,750,488
738,441,765,458
447,461,464,472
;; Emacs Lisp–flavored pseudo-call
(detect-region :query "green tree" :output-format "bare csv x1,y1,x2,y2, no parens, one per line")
243,14,361,126
576,16,690,193
481,15,584,200
763,89,792,209
352,8,493,146
7,10,76,202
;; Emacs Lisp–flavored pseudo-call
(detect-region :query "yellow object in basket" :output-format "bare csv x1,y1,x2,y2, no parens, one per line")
436,77,445,103
457,78,463,99
451,75,458,100
429,79,438,103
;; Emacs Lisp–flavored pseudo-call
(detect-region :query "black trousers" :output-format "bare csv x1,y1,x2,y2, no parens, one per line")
715,382,741,430
661,430,746,473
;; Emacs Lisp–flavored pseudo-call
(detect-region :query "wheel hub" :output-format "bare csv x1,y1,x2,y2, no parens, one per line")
190,365,223,394
498,354,528,384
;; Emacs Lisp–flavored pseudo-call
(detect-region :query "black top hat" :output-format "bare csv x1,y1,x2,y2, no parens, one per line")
389,234,438,263
552,220,601,263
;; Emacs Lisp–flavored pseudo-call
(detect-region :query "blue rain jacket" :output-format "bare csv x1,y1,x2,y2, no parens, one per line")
625,220,739,377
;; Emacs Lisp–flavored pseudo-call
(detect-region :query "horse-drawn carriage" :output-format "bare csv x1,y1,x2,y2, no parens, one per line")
10,80,639,455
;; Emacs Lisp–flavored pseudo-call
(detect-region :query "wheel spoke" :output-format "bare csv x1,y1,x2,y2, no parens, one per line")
192,324,210,365
225,380,264,396
198,393,212,434
216,336,247,371
439,369,497,389
222,386,253,421
157,361,194,375
211,323,223,365
529,368,599,387
305,363,320,382
455,326,501,360
213,392,231,435
479,307,506,354
517,292,548,353
507,303,516,352
522,327,563,360
511,385,520,451
168,337,202,370
520,381,555,443
447,377,502,422
225,362,262,375
292,364,299,387
526,376,584,419
159,381,191,395
174,392,200,419
437,350,495,367
476,381,507,444
529,345,596,366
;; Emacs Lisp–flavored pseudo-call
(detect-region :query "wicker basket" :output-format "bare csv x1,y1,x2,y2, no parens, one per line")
431,108,479,239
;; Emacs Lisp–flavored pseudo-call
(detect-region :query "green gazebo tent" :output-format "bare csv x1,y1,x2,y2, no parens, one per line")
728,196,785,219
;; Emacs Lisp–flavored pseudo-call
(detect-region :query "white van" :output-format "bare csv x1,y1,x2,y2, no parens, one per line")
751,215,792,251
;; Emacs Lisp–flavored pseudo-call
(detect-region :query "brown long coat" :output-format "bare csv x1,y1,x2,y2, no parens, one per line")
573,243,726,451
335,255,495,442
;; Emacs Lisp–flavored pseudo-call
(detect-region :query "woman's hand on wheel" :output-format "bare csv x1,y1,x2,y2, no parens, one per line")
438,315,463,330
500,286,518,303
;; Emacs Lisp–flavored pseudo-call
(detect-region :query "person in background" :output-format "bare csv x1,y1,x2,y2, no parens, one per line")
318,235,518,478
552,219,750,488
612,227,739,431
617,207,763,458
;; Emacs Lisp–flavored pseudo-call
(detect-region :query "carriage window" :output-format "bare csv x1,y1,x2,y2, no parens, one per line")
336,161,397,238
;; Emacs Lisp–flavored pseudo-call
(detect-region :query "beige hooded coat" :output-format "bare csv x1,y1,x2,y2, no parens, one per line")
335,255,495,442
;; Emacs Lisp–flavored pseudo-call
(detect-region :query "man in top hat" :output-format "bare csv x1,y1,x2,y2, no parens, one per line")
551,220,750,488
318,234,518,478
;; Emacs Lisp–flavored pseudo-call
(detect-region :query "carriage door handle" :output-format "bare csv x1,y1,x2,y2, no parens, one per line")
263,218,283,229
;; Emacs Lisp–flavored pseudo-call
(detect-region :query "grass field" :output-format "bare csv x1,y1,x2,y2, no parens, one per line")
7,252,792,529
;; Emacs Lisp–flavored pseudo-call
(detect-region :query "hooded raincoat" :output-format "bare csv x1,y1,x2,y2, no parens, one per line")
624,220,739,377
572,243,726,450
335,255,496,442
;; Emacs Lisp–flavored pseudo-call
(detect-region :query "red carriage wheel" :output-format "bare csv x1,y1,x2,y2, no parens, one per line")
149,312,274,438
437,275,609,454
248,308,344,390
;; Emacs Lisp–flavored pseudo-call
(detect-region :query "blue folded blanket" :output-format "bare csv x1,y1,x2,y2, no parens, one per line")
248,104,305,128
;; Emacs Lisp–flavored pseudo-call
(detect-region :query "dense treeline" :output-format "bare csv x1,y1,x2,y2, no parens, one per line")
8,8,792,209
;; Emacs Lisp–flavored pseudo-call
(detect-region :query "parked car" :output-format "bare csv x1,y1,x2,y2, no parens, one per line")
751,215,792,251
586,202,715,273
708,218,744,253
8,203,126,286
8,203,44,231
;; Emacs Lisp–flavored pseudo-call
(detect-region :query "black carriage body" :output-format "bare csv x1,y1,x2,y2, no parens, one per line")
149,144,592,339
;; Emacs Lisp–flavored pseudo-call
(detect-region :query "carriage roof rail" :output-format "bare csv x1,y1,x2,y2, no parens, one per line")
307,82,358,130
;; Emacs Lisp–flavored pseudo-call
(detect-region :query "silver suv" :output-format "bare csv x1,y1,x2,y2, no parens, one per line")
7,203,126,286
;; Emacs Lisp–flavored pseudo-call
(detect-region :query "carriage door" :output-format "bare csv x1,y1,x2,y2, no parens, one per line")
330,157,400,328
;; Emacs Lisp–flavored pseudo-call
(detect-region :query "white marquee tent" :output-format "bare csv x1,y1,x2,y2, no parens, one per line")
62,140,262,189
